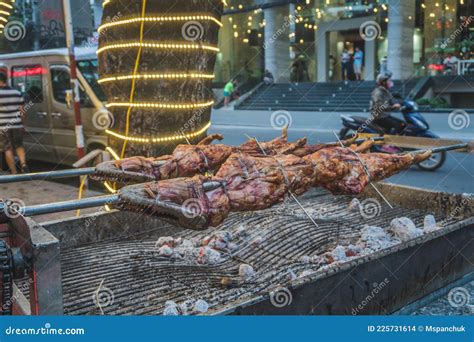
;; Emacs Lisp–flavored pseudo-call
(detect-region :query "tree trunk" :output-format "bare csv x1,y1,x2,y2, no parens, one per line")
98,0,223,157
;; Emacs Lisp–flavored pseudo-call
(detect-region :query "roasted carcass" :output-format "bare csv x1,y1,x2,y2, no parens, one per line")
120,148,431,229
94,129,359,184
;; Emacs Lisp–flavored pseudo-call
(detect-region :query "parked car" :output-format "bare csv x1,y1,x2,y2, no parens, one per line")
0,47,108,166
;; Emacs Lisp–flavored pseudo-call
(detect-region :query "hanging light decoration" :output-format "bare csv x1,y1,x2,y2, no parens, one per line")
99,0,223,158
0,0,15,35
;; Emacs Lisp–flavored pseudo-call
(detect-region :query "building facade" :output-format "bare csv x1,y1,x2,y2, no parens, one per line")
215,0,474,83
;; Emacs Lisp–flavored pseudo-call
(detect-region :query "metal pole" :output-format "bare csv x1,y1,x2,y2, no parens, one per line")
62,0,86,160
0,167,95,184
0,195,120,224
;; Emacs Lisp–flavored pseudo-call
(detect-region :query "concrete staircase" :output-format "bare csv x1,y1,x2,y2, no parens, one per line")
237,79,420,112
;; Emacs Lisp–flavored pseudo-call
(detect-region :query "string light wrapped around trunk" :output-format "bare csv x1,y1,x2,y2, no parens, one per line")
98,0,224,157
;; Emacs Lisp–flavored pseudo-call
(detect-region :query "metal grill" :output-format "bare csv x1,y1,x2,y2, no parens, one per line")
59,190,463,315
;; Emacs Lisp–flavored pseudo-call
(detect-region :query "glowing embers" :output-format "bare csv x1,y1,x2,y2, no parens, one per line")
106,100,214,110
98,15,222,33
96,42,220,54
98,73,215,84
105,121,212,143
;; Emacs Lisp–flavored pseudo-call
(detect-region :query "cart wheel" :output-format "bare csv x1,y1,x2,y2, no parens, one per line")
417,151,446,171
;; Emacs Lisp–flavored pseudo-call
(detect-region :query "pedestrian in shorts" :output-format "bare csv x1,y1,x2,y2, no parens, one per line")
0,72,29,174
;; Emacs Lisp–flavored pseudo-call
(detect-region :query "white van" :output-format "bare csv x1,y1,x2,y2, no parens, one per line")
0,47,108,166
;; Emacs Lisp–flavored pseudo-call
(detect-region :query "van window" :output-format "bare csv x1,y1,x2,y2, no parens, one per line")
11,65,44,103
51,68,71,103
51,66,93,108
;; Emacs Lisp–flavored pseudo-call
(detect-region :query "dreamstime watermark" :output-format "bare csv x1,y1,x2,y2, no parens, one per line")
1,100,33,135
182,21,204,41
359,198,382,220
3,21,26,42
181,198,203,219
270,287,293,308
447,286,474,313
92,280,115,314
5,323,85,336
1,278,34,313
448,109,471,131
1,198,26,219
352,278,390,315
438,194,472,227
270,110,293,130
92,109,115,131
359,21,381,42
263,15,296,49
440,16,474,49
84,12,123,48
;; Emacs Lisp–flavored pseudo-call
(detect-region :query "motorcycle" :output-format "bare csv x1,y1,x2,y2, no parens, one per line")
339,100,446,171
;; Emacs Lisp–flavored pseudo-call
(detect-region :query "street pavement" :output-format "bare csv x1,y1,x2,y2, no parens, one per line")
210,109,474,194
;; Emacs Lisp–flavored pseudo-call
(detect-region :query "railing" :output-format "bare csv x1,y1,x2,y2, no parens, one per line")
458,60,474,75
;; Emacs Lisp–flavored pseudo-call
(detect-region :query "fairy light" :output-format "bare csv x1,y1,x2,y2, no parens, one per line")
97,42,220,55
98,15,222,33
105,121,212,144
106,100,214,110
103,181,117,193
105,146,120,160
98,73,215,84
0,2,13,10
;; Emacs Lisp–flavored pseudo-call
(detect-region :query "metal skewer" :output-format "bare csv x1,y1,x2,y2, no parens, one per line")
0,167,96,184
0,195,120,224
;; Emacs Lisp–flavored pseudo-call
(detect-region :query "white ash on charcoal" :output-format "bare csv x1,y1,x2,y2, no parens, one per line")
235,224,250,238
163,299,210,316
157,245,174,257
423,214,440,233
330,246,348,262
287,269,297,281
197,247,223,265
357,226,398,252
163,301,180,316
388,217,423,242
299,255,312,264
178,300,194,315
152,232,239,265
298,269,317,278
193,299,210,314
348,198,361,211
239,264,256,280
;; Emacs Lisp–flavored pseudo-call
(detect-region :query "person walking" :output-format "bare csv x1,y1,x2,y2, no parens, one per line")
340,48,351,81
353,47,364,81
0,72,28,174
223,79,238,107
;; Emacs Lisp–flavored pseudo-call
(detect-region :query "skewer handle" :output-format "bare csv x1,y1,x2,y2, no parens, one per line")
0,195,120,224
0,168,96,184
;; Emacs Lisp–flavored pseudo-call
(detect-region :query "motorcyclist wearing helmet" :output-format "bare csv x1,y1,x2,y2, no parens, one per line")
370,73,404,133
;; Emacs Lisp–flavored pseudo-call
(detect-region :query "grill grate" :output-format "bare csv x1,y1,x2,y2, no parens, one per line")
60,191,462,315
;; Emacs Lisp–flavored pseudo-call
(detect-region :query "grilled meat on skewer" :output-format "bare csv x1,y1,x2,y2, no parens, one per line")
123,148,431,229
95,130,359,184
324,150,432,195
